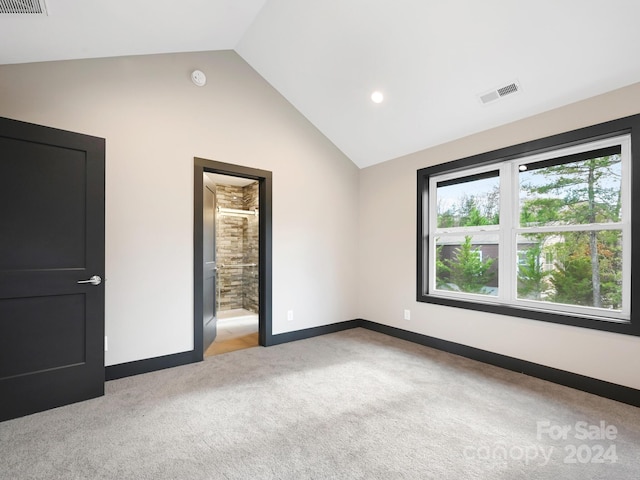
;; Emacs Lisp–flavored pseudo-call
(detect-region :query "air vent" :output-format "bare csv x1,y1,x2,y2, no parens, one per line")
479,80,521,104
0,0,48,15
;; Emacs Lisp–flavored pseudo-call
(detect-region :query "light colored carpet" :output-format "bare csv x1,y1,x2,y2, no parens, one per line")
1,328,639,479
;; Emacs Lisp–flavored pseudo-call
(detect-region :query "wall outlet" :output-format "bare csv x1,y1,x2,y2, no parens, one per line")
403,309,411,321
105,336,108,352
287,310,294,321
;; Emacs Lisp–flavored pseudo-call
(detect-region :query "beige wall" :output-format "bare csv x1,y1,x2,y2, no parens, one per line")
358,82,640,390
0,51,359,366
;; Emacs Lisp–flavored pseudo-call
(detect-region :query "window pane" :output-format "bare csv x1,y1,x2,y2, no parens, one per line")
519,151,622,227
435,234,499,296
437,171,499,228
516,231,623,311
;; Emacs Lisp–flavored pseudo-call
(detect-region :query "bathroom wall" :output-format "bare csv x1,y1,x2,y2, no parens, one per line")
242,182,259,313
215,182,259,313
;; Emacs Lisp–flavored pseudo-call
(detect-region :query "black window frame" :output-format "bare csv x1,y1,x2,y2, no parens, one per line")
417,113,640,337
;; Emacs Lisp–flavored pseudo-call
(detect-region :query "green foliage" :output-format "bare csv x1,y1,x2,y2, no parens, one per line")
435,154,623,310
520,155,623,309
437,211,456,228
435,243,451,289
517,242,548,300
437,188,499,228
546,230,623,309
520,198,564,226
441,236,495,294
524,155,621,225
549,240,594,306
597,230,623,309
465,206,491,226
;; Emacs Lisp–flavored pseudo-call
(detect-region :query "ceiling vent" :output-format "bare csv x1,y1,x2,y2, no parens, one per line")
0,0,48,15
479,80,521,104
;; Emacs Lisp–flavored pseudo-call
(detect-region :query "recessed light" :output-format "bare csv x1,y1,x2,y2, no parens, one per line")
371,91,384,104
519,165,528,171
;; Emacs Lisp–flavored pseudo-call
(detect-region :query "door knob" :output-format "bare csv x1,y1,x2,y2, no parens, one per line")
77,275,102,286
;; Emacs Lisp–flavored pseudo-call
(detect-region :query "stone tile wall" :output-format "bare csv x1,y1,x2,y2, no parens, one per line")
215,182,259,313
242,182,259,313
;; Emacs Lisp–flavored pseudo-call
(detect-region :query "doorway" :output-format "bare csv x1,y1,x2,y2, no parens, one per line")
193,158,273,361
204,173,260,356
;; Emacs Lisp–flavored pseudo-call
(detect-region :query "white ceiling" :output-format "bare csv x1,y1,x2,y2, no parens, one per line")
2,0,640,168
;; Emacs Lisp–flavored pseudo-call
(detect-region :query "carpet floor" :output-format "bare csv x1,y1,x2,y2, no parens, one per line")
1,328,638,479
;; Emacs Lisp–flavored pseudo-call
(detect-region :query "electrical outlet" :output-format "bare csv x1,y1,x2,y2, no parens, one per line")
403,309,411,321
105,336,108,352
287,310,294,321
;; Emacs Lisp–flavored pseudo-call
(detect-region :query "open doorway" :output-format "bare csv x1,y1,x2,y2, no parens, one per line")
204,173,259,356
194,158,273,361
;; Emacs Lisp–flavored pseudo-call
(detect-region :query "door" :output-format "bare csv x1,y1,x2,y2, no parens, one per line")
0,117,105,422
203,175,217,351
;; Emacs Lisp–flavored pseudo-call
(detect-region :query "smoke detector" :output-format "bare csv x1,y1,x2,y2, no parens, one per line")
0,0,49,15
478,80,521,104
191,70,207,87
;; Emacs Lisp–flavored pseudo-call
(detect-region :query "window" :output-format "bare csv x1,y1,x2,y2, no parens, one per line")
417,114,640,336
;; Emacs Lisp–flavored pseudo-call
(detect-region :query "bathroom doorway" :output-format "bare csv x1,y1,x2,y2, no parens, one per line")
193,158,273,361
204,173,259,356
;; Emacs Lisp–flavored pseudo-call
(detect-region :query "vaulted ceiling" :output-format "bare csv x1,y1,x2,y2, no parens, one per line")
2,0,640,168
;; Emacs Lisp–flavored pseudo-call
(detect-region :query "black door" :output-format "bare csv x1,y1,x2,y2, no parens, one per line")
0,117,105,422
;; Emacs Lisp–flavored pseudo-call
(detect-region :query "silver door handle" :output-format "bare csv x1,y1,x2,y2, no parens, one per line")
77,275,102,286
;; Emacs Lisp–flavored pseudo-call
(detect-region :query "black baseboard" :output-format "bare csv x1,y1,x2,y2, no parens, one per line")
105,321,360,381
105,351,197,381
266,319,360,346
359,320,640,408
